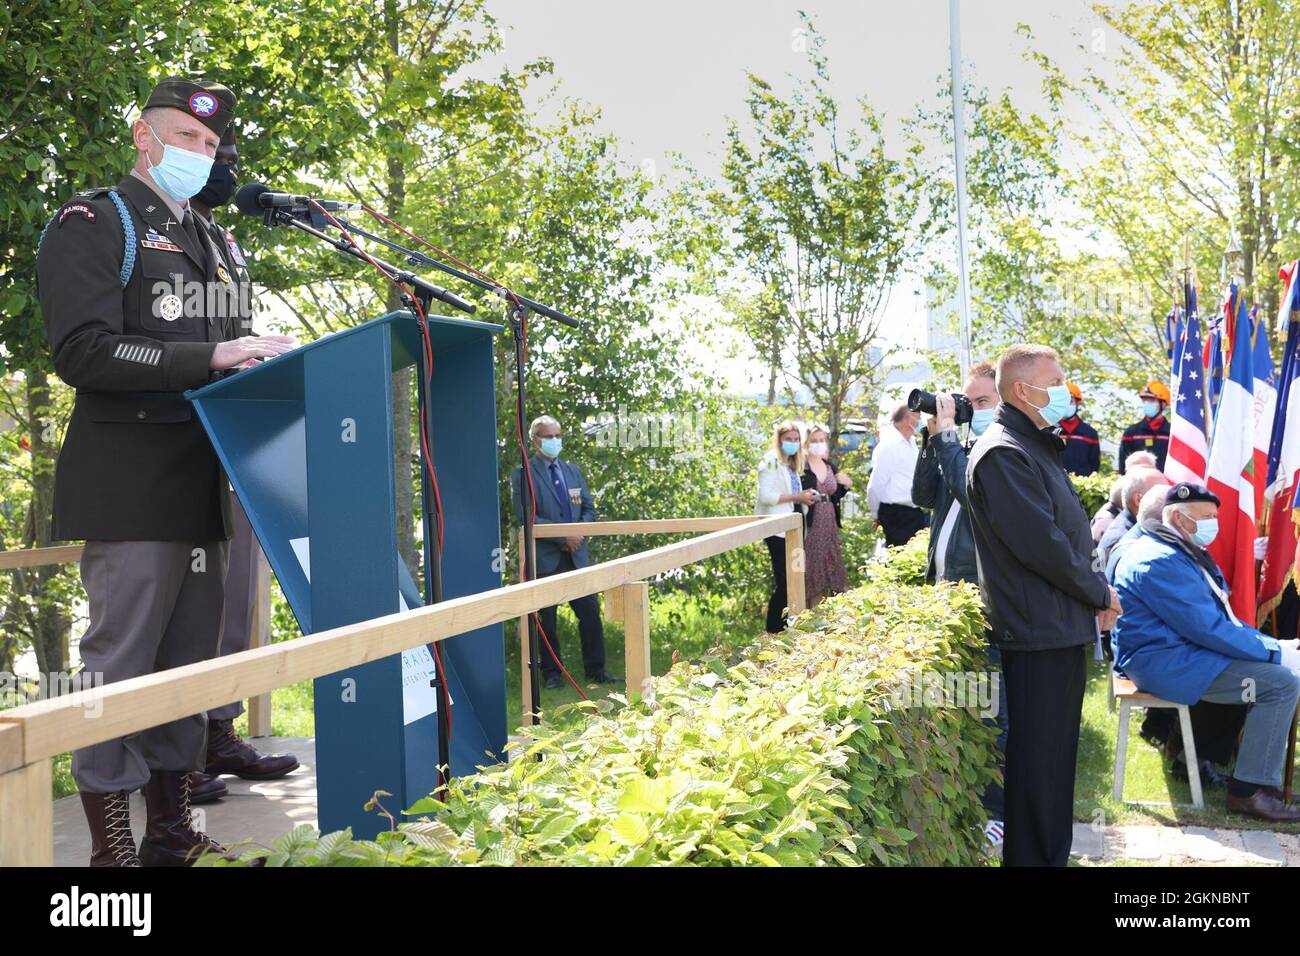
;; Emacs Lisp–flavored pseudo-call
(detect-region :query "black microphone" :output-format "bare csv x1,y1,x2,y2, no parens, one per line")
235,182,361,216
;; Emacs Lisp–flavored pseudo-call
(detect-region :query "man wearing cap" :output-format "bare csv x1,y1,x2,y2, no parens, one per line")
1118,380,1171,473
1057,382,1100,476
185,123,301,804
38,76,296,866
1113,482,1300,821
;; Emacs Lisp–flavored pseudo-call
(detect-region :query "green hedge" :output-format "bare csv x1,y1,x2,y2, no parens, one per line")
217,544,998,867
1070,471,1113,519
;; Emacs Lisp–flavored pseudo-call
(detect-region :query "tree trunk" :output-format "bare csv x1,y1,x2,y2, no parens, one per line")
23,368,69,677
384,0,419,581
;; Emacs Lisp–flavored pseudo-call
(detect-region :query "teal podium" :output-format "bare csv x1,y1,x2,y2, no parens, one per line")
187,311,507,838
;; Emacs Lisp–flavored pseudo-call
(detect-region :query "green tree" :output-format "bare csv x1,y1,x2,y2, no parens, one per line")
718,20,940,443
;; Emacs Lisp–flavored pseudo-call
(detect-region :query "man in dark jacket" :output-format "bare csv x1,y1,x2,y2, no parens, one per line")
966,344,1123,866
912,360,1007,845
1118,380,1171,473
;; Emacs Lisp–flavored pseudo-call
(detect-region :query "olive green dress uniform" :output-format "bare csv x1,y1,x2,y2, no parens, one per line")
36,79,245,795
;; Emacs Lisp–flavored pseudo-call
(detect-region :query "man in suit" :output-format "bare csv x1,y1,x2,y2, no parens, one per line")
37,76,296,866
510,415,617,689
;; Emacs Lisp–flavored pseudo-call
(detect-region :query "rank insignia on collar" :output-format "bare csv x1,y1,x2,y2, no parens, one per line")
216,264,232,284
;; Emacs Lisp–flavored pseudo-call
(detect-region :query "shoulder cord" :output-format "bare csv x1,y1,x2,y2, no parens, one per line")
37,190,136,288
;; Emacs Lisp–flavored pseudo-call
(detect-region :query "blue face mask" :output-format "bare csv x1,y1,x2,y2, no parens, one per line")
970,408,996,436
1143,400,1162,419
780,440,801,457
539,437,562,458
1026,383,1075,425
1191,517,1219,548
146,125,215,202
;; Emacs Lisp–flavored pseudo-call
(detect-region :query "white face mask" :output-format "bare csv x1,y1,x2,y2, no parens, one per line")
808,441,829,458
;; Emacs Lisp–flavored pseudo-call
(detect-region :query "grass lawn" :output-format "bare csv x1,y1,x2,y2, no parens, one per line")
1075,657,1300,834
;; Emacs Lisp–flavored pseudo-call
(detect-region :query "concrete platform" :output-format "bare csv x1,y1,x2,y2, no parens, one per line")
53,736,317,867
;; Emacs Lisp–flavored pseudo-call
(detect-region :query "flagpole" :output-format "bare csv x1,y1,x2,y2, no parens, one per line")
949,0,973,379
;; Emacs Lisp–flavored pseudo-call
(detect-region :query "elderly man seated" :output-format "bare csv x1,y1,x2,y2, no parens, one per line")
1098,466,1167,572
1112,482,1300,821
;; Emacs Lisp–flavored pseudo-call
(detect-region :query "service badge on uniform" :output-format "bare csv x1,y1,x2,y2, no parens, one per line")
159,294,184,322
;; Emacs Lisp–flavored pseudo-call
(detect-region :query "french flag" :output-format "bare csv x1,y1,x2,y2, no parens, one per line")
1165,287,1208,484
1206,282,1259,626
1261,262,1300,619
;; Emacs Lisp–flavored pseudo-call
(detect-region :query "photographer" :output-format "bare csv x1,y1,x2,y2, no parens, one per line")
911,360,1007,848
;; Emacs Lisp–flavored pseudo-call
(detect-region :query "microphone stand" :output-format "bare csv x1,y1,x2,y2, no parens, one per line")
262,205,465,784
262,204,577,737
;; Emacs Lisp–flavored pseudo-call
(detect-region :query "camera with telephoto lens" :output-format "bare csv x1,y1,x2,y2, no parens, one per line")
907,388,974,426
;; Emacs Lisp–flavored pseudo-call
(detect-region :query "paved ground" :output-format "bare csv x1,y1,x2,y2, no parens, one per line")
1070,821,1300,866
53,737,1300,866
53,736,317,867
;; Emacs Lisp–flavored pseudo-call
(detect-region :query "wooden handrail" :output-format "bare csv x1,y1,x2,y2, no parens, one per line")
0,512,799,766
0,511,805,865
532,516,761,537
0,545,84,570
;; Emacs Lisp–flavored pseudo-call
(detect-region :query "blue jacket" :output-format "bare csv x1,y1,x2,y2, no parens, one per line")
1112,529,1281,704
510,454,597,574
911,427,977,584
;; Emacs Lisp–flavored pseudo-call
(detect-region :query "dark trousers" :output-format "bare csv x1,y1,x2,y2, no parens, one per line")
1000,643,1087,866
764,535,787,634
878,502,927,547
210,492,260,721
981,642,1009,820
537,552,606,678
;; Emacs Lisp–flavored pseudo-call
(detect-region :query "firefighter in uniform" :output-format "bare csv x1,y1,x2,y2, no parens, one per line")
1058,381,1100,476
183,122,300,806
37,77,296,866
1118,380,1171,474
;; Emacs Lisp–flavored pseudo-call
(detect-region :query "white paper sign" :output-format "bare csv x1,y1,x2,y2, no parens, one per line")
289,536,441,725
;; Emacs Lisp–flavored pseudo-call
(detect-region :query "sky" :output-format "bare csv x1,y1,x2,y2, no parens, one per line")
478,0,1119,395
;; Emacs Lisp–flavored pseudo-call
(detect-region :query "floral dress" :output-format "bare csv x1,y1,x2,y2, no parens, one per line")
805,466,849,608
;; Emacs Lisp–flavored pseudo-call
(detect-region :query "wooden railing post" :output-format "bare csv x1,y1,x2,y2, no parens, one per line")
246,551,274,738
784,517,806,621
0,724,52,867
518,528,533,720
621,581,650,699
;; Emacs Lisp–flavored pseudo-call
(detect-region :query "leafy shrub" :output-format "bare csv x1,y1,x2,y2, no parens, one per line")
1070,471,1114,519
218,542,997,867
866,529,930,587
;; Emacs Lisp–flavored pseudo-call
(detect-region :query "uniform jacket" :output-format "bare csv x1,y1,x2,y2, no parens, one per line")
966,403,1111,651
37,174,241,542
911,427,978,585
1058,414,1100,476
1118,415,1170,473
510,454,597,574
1112,525,1281,704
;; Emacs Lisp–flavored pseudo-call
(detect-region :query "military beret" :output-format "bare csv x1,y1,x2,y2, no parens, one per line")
144,76,235,137
1165,482,1220,507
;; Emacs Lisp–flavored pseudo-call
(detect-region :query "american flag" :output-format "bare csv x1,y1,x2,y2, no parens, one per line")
1165,285,1209,484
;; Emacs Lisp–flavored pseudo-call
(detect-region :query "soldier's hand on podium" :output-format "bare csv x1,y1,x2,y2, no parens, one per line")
210,335,298,369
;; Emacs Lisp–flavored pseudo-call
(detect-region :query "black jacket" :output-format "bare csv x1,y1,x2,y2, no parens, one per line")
37,175,239,542
800,460,849,530
912,426,978,585
966,403,1110,652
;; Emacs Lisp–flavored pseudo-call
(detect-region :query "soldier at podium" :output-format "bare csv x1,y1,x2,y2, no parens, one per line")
37,76,295,866
185,121,300,805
